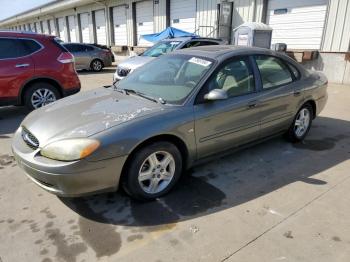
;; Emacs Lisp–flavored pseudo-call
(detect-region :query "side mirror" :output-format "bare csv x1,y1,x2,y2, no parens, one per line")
204,89,228,101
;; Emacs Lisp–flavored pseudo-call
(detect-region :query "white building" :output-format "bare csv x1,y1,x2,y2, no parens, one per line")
0,0,349,84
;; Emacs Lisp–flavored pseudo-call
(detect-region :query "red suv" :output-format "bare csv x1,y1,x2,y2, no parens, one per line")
0,31,80,110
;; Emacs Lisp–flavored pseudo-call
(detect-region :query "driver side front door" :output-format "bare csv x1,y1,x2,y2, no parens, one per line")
194,56,261,159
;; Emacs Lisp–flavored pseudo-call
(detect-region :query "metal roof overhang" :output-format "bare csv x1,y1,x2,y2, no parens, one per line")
0,0,103,27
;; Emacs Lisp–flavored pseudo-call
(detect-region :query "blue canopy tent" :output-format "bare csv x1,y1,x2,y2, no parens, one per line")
140,27,198,43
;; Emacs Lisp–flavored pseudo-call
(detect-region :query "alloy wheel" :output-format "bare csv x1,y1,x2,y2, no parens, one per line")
31,88,57,109
294,108,311,138
93,60,102,71
138,151,176,194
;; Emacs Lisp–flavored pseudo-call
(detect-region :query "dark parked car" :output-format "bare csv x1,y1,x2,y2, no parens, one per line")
13,46,327,200
114,37,224,80
63,43,113,72
0,31,80,110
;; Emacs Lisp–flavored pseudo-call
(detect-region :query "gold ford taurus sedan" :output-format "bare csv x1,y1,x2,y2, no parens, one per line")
12,46,328,200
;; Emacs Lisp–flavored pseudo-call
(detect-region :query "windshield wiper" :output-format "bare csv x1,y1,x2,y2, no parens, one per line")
112,81,127,94
123,89,166,104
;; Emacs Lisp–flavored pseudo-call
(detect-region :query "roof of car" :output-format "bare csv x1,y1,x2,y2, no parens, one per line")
172,45,278,59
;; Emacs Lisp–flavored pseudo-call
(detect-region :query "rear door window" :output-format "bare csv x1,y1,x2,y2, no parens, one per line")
0,38,20,59
254,55,293,89
0,38,41,59
85,45,94,51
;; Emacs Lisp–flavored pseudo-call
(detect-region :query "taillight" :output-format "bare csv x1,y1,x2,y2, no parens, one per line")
57,52,74,64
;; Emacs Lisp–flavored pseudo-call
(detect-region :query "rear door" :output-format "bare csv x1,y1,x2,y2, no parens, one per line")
252,55,302,137
194,56,261,158
0,38,36,101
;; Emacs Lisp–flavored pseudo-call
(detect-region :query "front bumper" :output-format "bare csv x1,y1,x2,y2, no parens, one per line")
12,128,128,197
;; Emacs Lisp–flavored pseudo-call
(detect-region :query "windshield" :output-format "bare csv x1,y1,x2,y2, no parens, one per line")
117,54,214,104
142,41,181,57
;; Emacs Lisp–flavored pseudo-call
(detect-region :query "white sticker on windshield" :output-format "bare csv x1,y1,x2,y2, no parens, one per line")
189,57,212,67
170,42,179,45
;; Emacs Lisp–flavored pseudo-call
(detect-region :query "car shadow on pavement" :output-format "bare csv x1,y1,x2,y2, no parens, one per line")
0,106,28,135
60,116,350,228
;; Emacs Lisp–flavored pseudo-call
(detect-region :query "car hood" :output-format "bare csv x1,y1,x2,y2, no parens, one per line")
118,55,155,70
21,87,164,146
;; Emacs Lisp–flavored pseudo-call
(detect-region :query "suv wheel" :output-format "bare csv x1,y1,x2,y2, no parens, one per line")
91,59,103,72
123,142,183,201
25,83,60,110
286,103,313,142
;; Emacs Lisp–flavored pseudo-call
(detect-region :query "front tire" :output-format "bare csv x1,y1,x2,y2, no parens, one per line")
122,142,183,201
24,83,60,110
90,59,103,72
286,103,313,142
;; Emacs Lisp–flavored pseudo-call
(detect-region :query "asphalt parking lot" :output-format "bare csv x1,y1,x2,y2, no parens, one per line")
0,69,350,262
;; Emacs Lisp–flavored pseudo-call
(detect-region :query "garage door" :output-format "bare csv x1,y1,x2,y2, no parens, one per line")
80,13,91,43
49,19,56,36
42,21,50,35
30,23,35,32
267,0,328,49
35,22,42,33
94,9,107,45
136,0,154,46
57,17,67,42
68,16,77,42
170,0,196,33
112,6,127,45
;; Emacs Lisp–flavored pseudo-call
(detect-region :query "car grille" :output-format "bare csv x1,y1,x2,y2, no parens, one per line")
21,126,39,150
117,67,131,77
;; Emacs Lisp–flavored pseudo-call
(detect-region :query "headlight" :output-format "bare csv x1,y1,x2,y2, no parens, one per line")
41,139,100,161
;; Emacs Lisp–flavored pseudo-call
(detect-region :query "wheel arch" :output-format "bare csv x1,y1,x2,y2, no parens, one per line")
303,99,316,119
119,134,190,186
19,77,63,105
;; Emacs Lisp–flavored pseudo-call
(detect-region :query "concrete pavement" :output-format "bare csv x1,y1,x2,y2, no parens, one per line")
0,74,349,262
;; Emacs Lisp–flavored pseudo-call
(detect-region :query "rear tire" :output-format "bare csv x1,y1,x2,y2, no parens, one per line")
286,103,313,142
24,82,60,111
90,59,103,72
122,141,183,201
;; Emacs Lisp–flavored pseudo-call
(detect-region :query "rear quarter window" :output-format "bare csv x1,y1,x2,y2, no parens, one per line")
18,39,42,55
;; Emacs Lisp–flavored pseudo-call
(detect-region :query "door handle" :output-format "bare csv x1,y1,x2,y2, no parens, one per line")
247,101,258,109
294,90,302,96
15,64,30,68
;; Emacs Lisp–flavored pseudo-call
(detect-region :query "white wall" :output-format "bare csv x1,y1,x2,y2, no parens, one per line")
322,0,350,52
